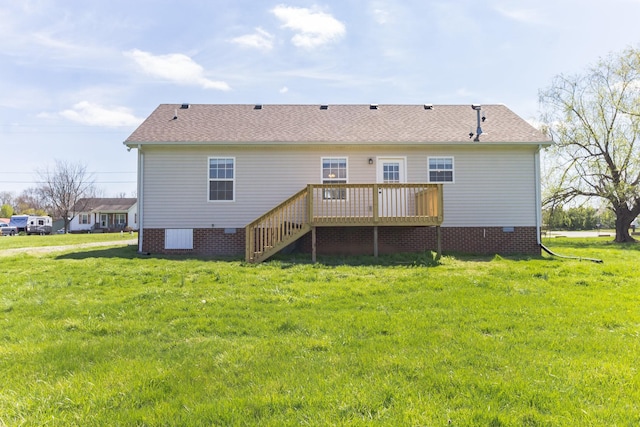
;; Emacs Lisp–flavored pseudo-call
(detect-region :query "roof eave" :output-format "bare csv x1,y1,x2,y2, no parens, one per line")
124,139,553,148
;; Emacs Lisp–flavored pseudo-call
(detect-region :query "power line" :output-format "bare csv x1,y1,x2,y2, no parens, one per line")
0,171,136,174
0,180,136,184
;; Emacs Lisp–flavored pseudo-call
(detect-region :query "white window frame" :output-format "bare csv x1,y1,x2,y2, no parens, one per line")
321,157,348,200
115,213,126,226
208,157,236,202
428,156,454,183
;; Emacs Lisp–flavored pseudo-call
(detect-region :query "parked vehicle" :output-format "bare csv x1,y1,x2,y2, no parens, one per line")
0,223,18,236
9,215,53,235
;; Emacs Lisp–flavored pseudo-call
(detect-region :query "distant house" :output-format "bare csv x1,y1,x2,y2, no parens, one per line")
69,198,137,233
124,104,551,262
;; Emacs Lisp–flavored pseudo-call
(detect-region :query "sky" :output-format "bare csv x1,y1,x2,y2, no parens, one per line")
2,0,640,197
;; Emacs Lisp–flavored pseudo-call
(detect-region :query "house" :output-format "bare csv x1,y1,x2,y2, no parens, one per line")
124,104,551,262
69,198,138,233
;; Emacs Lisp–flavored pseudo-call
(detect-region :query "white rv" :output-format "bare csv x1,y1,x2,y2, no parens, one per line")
9,215,53,235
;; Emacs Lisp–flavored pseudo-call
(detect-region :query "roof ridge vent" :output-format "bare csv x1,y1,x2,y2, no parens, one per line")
254,104,262,110
320,104,328,110
180,103,190,109
424,104,433,110
369,104,378,110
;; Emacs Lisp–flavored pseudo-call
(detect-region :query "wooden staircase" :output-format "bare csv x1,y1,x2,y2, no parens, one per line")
245,183,443,263
245,187,312,263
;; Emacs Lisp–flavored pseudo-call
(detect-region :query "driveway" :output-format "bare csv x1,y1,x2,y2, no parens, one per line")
543,230,614,238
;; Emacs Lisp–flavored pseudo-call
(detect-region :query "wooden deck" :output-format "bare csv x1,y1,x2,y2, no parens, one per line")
245,183,443,263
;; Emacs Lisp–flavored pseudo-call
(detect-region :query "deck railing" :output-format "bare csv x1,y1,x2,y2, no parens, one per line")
308,183,443,226
246,183,443,263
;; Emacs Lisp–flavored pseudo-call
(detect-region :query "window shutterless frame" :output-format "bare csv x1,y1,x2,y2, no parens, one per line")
427,156,454,183
208,157,236,202
321,157,348,200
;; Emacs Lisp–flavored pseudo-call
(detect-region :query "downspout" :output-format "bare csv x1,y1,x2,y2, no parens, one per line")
534,145,542,245
138,145,144,253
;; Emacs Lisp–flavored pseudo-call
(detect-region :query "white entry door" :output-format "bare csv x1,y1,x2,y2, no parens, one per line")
100,214,108,228
377,157,406,217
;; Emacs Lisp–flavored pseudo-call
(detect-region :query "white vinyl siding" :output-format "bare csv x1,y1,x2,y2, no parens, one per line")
69,212,92,232
438,148,536,227
127,203,138,229
141,145,538,229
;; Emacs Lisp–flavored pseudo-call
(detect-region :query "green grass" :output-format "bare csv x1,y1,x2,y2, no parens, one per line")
1,238,639,426
0,232,137,250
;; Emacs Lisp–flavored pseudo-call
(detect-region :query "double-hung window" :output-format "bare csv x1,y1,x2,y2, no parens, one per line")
79,213,90,224
115,214,126,226
428,157,454,183
209,157,235,201
322,157,347,200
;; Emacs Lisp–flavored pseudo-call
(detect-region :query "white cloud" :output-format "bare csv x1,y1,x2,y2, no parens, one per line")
372,8,391,24
231,27,274,51
271,4,346,48
369,0,402,25
51,101,143,127
279,86,289,93
494,5,544,25
123,49,231,90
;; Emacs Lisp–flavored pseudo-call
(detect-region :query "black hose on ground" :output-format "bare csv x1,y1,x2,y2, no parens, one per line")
540,243,603,263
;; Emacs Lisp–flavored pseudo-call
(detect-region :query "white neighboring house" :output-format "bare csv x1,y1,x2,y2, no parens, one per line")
69,198,138,233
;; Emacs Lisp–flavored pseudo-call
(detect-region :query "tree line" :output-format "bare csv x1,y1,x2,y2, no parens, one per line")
542,206,618,231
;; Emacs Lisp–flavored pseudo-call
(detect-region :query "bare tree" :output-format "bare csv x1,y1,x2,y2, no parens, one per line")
37,160,97,232
0,191,15,217
539,47,640,242
15,187,49,215
0,191,14,207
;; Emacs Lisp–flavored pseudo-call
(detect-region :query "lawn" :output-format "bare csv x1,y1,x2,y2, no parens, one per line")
0,238,639,426
0,232,137,251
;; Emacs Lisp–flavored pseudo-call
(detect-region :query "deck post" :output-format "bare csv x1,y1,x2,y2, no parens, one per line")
373,226,378,257
436,225,442,260
307,184,313,223
372,184,379,223
311,226,317,263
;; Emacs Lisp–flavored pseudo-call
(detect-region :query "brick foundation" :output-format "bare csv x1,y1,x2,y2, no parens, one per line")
142,226,540,257
142,228,245,256
297,226,539,256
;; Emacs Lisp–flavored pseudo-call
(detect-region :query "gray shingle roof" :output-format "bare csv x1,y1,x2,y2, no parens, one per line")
124,104,550,145
74,198,137,212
